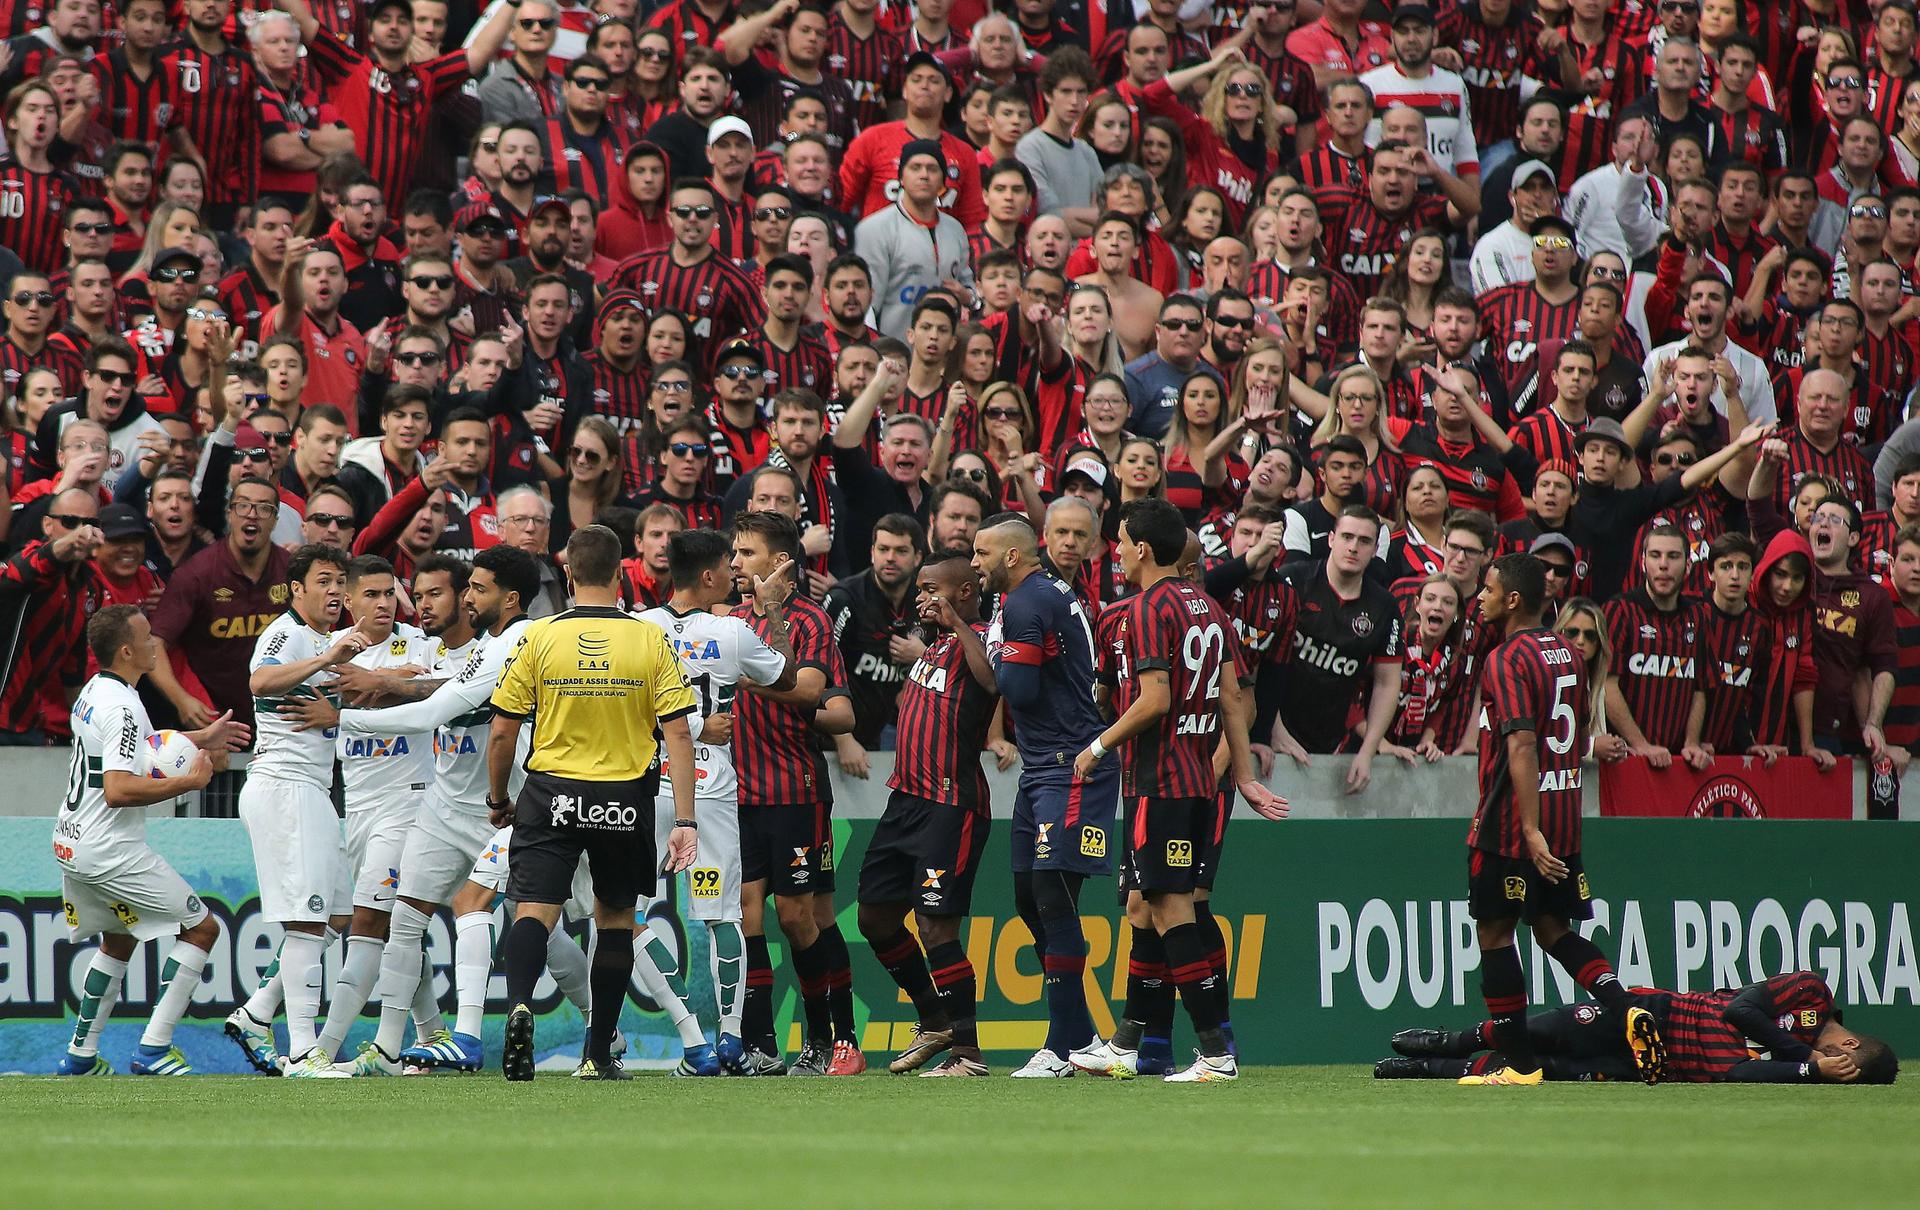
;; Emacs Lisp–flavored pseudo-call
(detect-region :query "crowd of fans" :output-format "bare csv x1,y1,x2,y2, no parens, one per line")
5,0,1920,795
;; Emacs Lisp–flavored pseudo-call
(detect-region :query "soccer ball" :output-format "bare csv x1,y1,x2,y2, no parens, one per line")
140,730,200,780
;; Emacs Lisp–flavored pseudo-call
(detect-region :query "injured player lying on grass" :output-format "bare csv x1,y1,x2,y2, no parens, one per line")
1374,971,1900,1085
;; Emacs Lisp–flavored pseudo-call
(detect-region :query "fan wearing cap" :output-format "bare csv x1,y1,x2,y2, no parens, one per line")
1475,214,1581,397
704,115,760,261
1360,6,1478,182
838,51,987,230
506,195,597,348
852,138,976,340
716,0,858,157
1499,460,1590,595
1468,159,1563,295
88,503,162,614
451,204,521,336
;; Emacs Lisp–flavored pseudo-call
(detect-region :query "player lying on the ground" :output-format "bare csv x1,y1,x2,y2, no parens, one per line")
1374,971,1899,1084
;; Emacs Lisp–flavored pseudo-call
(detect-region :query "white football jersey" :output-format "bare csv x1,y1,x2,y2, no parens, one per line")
249,610,341,790
337,623,436,809
55,673,152,871
338,617,530,812
638,604,788,802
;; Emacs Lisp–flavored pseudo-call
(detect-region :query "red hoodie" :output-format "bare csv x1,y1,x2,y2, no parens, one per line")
1747,529,1818,749
595,142,673,260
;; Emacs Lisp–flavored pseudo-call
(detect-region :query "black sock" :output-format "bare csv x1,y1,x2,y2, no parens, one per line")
1193,901,1231,1026
503,914,549,1010
1163,921,1226,1055
816,923,858,1042
1479,945,1538,1073
789,936,831,1046
924,940,976,1049
1033,872,1091,1056
1013,871,1047,967
744,933,777,1055
1120,925,1171,1051
869,927,943,1025
1547,932,1630,1008
586,927,633,1065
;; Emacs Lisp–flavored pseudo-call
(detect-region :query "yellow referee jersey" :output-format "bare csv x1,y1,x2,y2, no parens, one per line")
490,606,697,782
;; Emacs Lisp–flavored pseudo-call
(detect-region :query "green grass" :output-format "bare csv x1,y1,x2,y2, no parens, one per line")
1,1066,1912,1208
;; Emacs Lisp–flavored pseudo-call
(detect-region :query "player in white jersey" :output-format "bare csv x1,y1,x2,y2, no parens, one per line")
53,606,251,1076
236,544,370,1077
638,528,797,1074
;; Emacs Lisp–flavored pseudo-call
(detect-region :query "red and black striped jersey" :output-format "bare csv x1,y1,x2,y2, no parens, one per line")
1860,326,1917,446
1296,145,1367,230
0,157,78,272
217,264,280,353
1603,587,1706,751
1770,428,1875,515
1326,192,1449,302
889,620,997,812
730,596,848,805
1694,599,1774,751
1655,972,1833,1082
304,31,473,207
1110,577,1229,799
966,228,1025,275
1247,257,1361,350
744,326,833,398
607,248,763,370
709,192,752,262
1243,41,1321,134
1026,348,1090,460
707,403,771,493
1715,104,1790,175
649,0,739,58
1885,595,1920,749
1706,224,1777,300
543,116,633,208
826,17,900,131
257,72,338,199
1163,446,1247,529
159,41,260,205
1477,282,1579,398
1628,488,1730,598
89,50,183,157
1217,571,1297,666
1437,7,1551,153
1095,23,1208,86
1467,626,1586,858
1390,418,1528,520
582,350,650,433
1735,295,1814,378
1561,28,1641,176
634,482,726,531
1506,405,1586,470
1867,65,1917,130
0,337,81,400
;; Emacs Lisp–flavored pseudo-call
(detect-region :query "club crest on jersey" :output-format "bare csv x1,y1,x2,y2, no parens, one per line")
1351,613,1374,637
1574,1004,1600,1024
307,894,325,913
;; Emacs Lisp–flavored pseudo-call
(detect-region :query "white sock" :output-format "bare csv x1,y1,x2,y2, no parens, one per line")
242,939,285,1023
710,921,745,1038
316,935,383,1060
373,902,430,1056
633,926,705,1048
281,931,327,1061
139,940,210,1050
69,952,128,1058
547,923,591,1014
453,912,494,1039
413,951,445,1036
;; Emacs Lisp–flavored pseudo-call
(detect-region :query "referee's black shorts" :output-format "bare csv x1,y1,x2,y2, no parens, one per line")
508,770,659,911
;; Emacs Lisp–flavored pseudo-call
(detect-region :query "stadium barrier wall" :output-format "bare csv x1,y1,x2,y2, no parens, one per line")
1,753,1915,1070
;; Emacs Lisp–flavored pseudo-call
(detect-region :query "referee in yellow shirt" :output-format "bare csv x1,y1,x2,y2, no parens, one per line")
487,524,699,1081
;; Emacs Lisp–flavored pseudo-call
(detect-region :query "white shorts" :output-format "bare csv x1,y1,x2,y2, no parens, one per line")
239,775,349,924
470,826,594,921
345,803,412,911
59,847,209,943
395,790,496,906
654,795,741,923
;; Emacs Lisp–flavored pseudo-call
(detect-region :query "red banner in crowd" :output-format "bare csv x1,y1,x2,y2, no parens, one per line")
1597,757,1855,820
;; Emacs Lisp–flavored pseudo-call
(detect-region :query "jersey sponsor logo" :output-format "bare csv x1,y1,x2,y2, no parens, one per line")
1294,631,1362,678
1176,713,1221,737
789,847,812,882
691,867,722,898
1576,872,1592,900
551,793,638,830
1538,767,1581,792
1166,839,1193,868
1034,821,1052,859
921,869,945,889
1503,875,1527,900
342,735,412,758
853,651,908,683
1079,827,1105,858
576,631,612,671
1626,651,1695,678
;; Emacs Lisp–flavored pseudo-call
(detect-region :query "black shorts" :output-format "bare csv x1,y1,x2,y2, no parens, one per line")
1195,786,1230,891
1121,795,1213,895
740,802,831,897
1467,849,1594,925
857,791,990,917
507,770,658,912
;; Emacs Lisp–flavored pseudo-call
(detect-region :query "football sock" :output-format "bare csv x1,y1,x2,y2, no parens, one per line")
281,930,327,1061
140,939,209,1050
1012,870,1047,966
1164,921,1228,1056
641,921,693,1003
454,911,496,1038
412,944,444,1036
1479,944,1539,1074
69,952,127,1058
924,940,977,1049
1033,871,1092,1056
546,923,592,1015
502,913,549,1011
586,926,634,1065
633,927,706,1049
241,939,285,1023
1193,900,1233,1039
870,927,943,1027
1116,925,1170,1053
1547,932,1630,1008
316,935,383,1060
710,921,745,1038
744,933,777,1054
816,923,857,1043
789,935,832,1045
373,902,430,1054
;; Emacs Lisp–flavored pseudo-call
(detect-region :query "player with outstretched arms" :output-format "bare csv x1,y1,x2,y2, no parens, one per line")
973,512,1117,1078
639,528,799,1075
53,605,250,1076
1458,552,1663,1087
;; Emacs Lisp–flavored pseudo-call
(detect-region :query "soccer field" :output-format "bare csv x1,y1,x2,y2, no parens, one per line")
1,1067,1911,1208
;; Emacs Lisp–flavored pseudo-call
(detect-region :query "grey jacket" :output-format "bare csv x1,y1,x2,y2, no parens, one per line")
852,202,975,340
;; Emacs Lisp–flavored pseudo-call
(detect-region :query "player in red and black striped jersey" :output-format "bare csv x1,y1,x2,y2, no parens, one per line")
288,0,513,211
855,554,999,1077
1604,523,1705,761
1460,551,1648,1088
1325,144,1452,301
1679,531,1776,764
0,83,81,273
609,180,765,371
